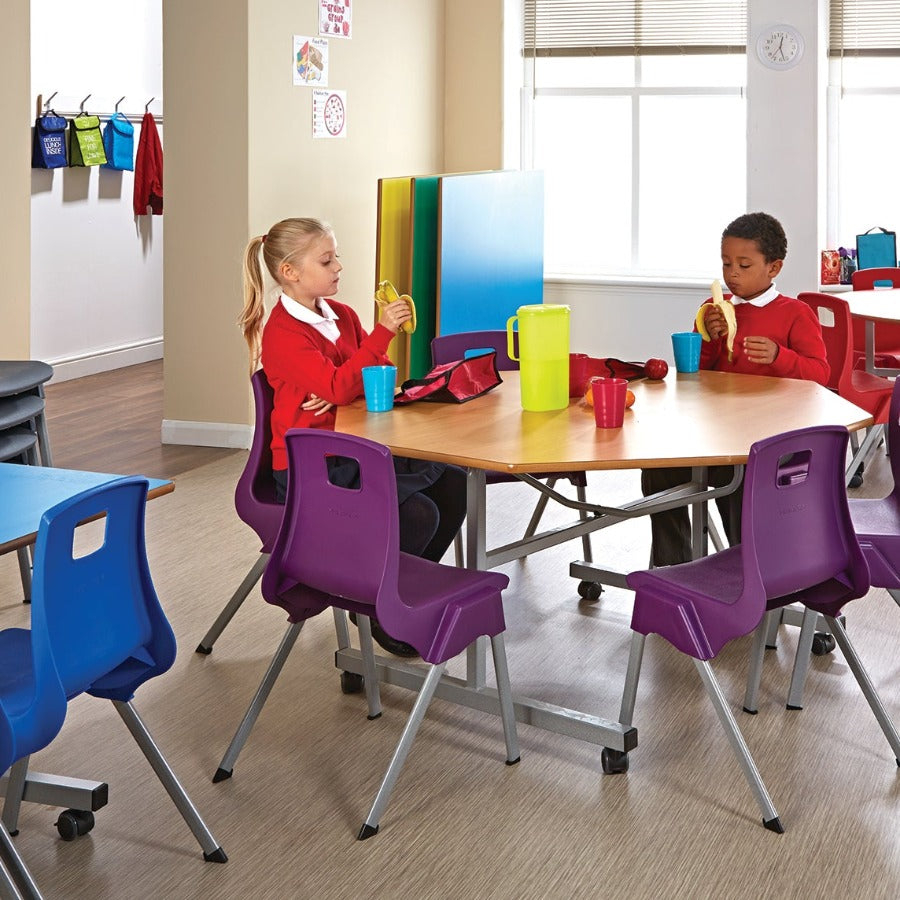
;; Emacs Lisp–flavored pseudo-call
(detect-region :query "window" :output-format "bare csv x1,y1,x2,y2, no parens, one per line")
521,1,747,279
829,1,900,251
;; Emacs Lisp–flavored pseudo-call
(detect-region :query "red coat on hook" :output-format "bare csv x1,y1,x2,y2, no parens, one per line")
133,111,163,216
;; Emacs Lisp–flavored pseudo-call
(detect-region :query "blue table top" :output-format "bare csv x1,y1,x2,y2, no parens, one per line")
0,464,172,553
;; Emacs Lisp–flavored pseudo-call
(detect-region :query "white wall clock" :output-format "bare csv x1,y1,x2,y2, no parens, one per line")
756,24,804,70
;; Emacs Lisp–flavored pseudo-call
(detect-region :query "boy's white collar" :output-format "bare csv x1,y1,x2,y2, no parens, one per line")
730,283,779,307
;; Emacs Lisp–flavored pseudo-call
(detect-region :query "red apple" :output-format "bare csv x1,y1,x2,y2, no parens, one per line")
644,358,669,380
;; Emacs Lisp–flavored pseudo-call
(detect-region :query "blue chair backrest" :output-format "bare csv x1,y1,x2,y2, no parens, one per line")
262,430,399,623
30,476,176,702
741,426,868,613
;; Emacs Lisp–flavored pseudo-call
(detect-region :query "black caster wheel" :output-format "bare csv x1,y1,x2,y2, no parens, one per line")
340,671,364,694
578,581,603,602
811,632,836,656
55,809,95,841
601,747,629,774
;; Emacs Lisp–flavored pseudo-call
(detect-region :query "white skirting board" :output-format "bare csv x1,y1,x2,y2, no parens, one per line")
161,419,253,449
45,339,164,383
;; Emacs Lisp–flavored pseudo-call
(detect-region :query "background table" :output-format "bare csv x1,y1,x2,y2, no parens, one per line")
844,287,900,377
333,371,872,759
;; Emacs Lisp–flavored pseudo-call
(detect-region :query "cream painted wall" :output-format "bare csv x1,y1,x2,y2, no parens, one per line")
444,1,504,172
0,0,31,358
163,0,447,439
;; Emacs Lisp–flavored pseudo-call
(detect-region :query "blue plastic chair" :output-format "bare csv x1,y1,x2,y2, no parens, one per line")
0,477,226,896
213,430,519,840
613,426,900,832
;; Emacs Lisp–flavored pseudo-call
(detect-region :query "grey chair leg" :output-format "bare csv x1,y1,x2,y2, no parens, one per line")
743,611,776,714
824,615,900,761
0,824,39,900
196,554,269,654
358,662,447,840
113,700,226,862
693,659,782,832
355,615,383,720
619,632,646,730
0,758,30,836
490,633,521,764
786,607,818,710
453,530,464,567
214,621,304,780
888,588,900,610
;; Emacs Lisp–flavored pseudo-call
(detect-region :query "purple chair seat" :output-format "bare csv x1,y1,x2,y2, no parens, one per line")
615,425,900,833
214,429,520,840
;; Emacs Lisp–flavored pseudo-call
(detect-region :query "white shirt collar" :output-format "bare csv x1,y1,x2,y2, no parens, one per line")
279,294,340,344
279,293,339,324
730,283,780,307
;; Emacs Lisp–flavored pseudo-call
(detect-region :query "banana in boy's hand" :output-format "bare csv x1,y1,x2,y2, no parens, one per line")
695,279,737,361
374,280,417,334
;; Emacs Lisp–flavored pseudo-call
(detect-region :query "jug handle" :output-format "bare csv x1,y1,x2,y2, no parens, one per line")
506,315,519,362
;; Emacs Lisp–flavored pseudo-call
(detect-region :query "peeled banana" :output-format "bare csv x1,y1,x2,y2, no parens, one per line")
374,280,416,334
695,279,737,361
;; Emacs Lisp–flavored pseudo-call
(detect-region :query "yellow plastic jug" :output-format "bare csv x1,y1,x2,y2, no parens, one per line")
506,304,571,411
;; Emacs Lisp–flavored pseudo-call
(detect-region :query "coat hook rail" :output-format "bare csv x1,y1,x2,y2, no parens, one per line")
115,96,126,113
79,94,91,113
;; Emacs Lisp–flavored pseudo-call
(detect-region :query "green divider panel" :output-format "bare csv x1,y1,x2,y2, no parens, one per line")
408,177,440,379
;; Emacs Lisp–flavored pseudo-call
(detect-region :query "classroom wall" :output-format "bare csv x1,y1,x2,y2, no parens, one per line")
29,0,164,380
0,0,31,359
162,0,446,444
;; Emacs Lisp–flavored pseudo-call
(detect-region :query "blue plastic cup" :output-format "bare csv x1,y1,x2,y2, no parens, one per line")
361,365,397,412
671,332,702,374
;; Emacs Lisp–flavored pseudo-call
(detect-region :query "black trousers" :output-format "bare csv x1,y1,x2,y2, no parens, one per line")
640,465,743,567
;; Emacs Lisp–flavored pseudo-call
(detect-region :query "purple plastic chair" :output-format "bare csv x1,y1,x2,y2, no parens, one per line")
610,425,900,833
754,377,900,710
212,429,520,840
195,370,284,654
431,331,596,595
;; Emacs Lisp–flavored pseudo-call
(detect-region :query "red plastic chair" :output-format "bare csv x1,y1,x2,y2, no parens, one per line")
797,292,893,481
212,429,520,840
611,425,900,832
195,370,284,654
431,331,597,596
850,267,900,369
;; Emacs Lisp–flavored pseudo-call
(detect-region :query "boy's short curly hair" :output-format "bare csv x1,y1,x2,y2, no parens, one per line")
722,212,787,263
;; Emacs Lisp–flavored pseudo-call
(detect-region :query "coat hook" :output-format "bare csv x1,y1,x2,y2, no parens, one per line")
145,97,155,112
115,96,126,113
79,94,91,113
43,91,58,111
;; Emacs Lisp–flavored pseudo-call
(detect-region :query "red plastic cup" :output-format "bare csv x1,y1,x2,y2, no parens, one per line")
569,353,589,397
591,377,627,428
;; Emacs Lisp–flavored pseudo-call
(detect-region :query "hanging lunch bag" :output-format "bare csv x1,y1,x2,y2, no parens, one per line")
102,112,135,171
68,115,108,167
31,114,69,169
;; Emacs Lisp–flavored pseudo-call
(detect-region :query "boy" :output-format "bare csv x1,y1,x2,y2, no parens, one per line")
642,211,830,567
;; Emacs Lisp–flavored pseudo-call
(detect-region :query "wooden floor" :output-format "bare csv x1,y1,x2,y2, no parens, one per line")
4,360,900,899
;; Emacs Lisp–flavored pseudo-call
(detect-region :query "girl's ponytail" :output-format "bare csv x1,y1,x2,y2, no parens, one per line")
239,236,266,374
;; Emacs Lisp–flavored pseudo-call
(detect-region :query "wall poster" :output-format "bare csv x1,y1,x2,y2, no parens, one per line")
319,2,352,39
293,35,329,85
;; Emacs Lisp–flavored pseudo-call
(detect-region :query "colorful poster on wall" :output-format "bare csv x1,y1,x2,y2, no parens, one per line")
313,90,347,139
319,1,352,39
293,35,329,86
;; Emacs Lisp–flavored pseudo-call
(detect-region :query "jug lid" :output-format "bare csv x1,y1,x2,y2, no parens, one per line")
516,303,570,314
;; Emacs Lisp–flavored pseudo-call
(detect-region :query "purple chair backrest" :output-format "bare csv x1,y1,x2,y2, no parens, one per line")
740,425,868,615
431,330,519,371
234,371,284,552
887,378,900,498
262,429,399,622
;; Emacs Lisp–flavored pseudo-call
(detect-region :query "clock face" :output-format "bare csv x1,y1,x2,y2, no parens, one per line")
324,94,345,135
757,25,804,70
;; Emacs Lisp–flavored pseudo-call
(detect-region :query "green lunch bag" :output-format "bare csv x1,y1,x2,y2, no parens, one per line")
68,115,108,167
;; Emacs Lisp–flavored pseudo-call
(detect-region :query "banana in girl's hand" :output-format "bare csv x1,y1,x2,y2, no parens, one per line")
374,280,416,334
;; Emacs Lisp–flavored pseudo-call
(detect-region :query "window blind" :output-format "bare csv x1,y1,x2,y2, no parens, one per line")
830,0,900,56
523,0,747,57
